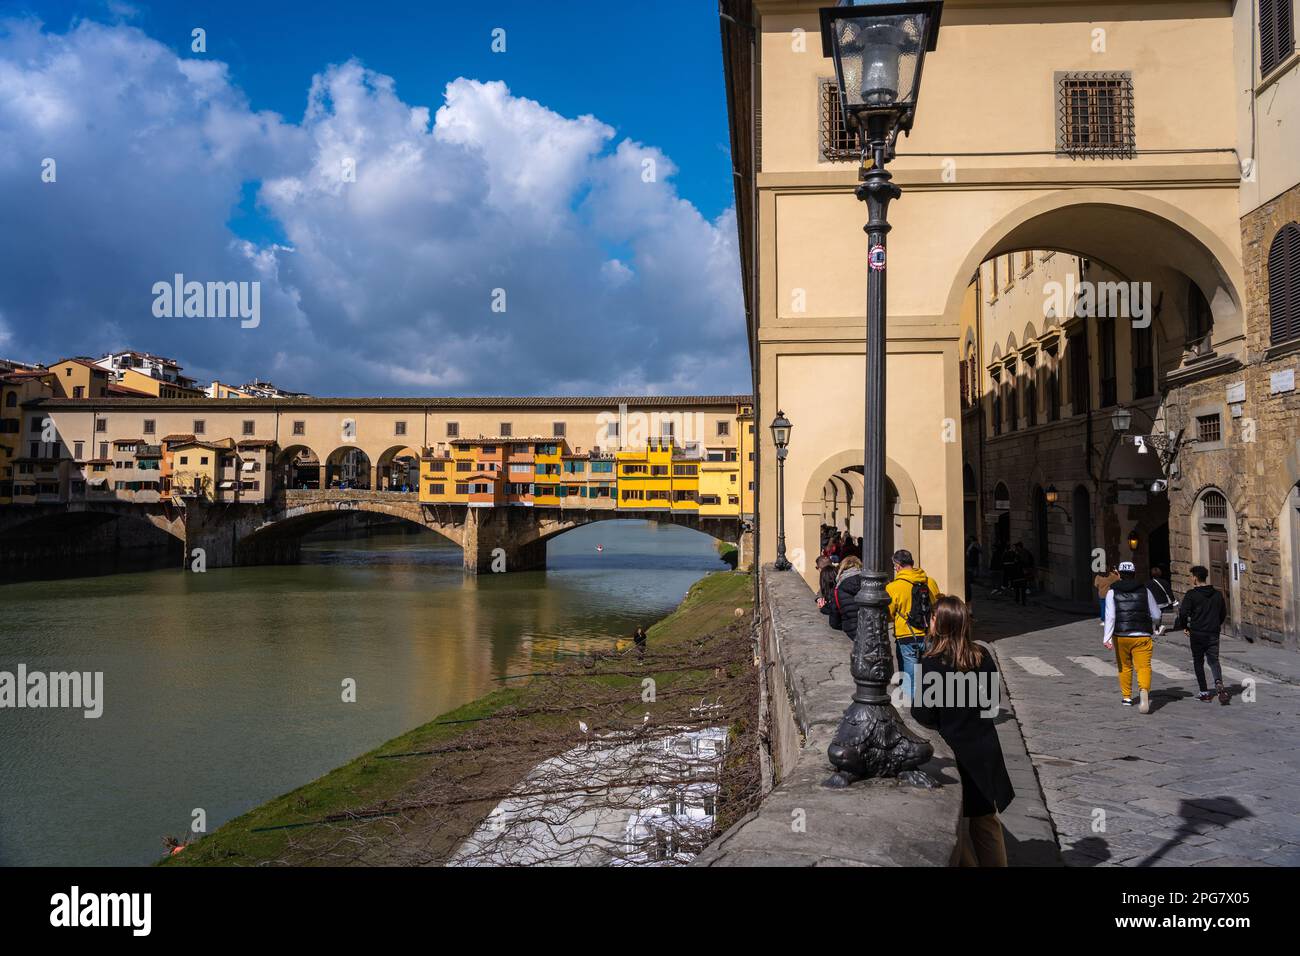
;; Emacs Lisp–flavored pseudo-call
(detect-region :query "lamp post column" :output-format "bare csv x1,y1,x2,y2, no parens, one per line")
774,445,792,571
771,411,793,571
825,126,934,787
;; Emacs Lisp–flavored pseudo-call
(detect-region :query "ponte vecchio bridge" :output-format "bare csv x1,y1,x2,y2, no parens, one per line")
2,394,755,573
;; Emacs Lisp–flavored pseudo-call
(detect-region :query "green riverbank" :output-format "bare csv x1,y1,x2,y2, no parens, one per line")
162,569,758,867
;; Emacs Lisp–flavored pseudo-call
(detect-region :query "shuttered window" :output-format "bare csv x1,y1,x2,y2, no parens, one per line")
1268,223,1300,345
1260,0,1297,78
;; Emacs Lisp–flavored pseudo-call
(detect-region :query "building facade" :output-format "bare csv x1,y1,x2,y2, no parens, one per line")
721,0,1299,647
12,395,755,522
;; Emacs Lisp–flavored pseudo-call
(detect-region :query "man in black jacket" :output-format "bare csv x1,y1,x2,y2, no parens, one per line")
1174,566,1229,705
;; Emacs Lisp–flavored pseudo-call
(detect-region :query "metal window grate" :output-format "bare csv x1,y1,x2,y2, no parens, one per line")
1057,72,1135,158
1196,413,1222,444
820,80,858,162
1202,490,1228,520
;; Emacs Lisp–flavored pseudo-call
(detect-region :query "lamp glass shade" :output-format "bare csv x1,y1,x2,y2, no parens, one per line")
820,2,943,136
770,412,792,449
1045,485,1059,505
1112,408,1133,432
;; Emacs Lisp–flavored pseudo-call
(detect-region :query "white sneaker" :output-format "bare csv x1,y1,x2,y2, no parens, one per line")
1139,689,1150,714
1122,697,1133,706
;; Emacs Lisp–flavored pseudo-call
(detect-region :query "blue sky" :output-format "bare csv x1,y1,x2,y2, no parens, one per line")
0,0,747,395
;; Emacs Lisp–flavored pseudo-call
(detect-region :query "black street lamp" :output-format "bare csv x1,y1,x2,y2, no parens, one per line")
821,0,944,788
770,411,793,571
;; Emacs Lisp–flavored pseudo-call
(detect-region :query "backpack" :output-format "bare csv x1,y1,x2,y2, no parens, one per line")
905,579,933,632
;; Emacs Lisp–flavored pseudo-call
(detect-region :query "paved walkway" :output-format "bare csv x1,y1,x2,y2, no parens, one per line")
972,593,1300,867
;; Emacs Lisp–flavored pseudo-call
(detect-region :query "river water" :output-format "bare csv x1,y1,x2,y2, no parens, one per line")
0,520,724,866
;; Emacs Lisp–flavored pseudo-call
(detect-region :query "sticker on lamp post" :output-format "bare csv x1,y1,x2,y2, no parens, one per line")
869,245,886,272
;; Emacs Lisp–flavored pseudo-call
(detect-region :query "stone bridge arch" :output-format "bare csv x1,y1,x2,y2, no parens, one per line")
183,494,468,569
0,503,185,567
258,497,464,543
518,509,744,551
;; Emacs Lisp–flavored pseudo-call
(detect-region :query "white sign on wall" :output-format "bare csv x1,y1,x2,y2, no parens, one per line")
1270,369,1295,395
1226,381,1246,404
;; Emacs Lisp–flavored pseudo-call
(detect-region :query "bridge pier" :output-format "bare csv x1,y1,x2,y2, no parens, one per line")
181,500,300,570
461,506,547,574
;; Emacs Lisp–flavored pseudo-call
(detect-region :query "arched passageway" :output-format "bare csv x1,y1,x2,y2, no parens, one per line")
376,445,421,492
277,445,322,490
953,191,1245,607
323,447,372,490
801,450,922,586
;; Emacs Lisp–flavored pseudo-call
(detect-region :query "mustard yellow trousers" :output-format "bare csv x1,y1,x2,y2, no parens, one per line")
1114,635,1153,698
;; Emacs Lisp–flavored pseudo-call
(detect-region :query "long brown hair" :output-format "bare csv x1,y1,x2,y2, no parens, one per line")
923,595,985,672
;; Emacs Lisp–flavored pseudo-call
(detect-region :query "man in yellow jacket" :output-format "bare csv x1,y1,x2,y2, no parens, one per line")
886,549,941,704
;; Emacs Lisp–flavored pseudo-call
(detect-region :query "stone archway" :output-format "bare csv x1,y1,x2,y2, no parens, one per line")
941,189,1246,345
376,444,421,492
801,449,921,588
276,444,322,490
323,446,372,490
1280,482,1300,646
1189,485,1242,637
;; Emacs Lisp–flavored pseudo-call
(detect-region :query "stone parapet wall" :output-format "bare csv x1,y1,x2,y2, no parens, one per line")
693,565,961,866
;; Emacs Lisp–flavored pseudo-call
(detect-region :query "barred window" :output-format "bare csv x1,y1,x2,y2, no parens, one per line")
1267,223,1300,345
1196,413,1222,445
1201,490,1228,521
1260,0,1297,77
819,80,857,162
1056,72,1135,158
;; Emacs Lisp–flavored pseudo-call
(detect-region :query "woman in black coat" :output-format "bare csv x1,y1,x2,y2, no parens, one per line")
910,595,1014,867
831,556,864,643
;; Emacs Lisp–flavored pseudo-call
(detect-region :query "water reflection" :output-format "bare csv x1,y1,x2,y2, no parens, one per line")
0,519,722,866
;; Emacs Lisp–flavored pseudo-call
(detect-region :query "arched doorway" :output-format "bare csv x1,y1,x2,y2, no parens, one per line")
962,462,978,552
991,481,1012,564
1032,485,1049,582
801,451,922,588
1282,483,1300,642
1072,485,1093,601
1192,488,1238,635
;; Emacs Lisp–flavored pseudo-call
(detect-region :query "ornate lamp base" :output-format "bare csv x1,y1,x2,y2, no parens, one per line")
825,701,936,788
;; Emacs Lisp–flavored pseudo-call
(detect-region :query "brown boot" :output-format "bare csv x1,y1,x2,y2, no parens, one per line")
1217,680,1229,706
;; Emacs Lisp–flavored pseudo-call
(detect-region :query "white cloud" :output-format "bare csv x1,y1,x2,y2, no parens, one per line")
0,17,747,397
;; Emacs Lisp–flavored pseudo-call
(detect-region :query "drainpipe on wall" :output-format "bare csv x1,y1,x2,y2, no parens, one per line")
975,268,988,577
